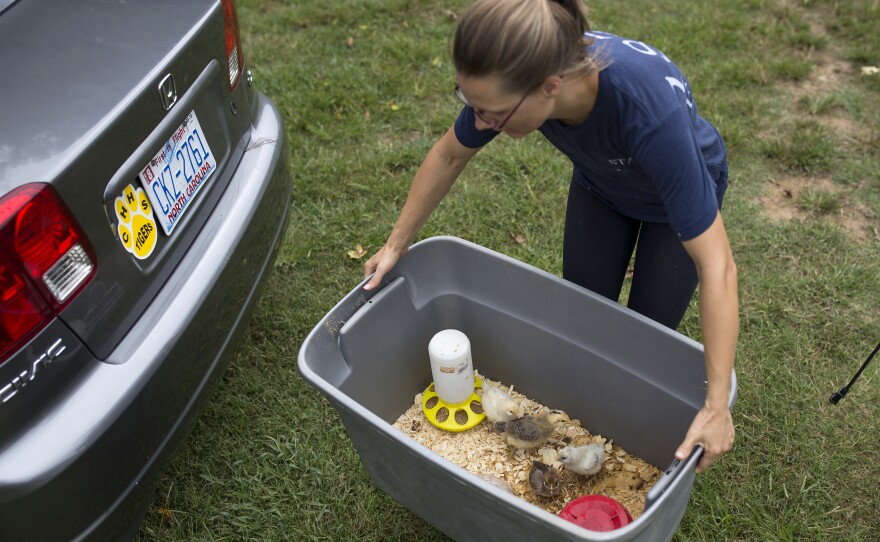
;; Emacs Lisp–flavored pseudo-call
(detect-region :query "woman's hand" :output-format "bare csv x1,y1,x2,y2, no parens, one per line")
363,244,407,291
675,404,735,473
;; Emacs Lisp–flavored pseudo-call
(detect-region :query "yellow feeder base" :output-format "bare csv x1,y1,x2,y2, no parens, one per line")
421,376,486,432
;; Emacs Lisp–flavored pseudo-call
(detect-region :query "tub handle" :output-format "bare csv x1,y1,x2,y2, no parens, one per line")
643,445,703,512
333,275,402,338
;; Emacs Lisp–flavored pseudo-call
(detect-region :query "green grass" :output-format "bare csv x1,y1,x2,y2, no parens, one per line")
762,120,837,174
136,0,880,540
796,187,842,215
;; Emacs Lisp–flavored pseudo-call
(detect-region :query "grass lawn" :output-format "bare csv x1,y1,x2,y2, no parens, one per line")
137,0,880,540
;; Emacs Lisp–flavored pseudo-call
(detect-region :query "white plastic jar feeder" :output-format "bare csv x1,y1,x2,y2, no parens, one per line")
421,329,485,431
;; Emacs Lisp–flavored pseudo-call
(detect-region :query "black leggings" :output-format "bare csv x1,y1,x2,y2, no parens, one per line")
563,181,699,330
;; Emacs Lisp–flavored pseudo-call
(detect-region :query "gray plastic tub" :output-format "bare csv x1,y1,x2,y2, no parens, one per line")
298,236,736,542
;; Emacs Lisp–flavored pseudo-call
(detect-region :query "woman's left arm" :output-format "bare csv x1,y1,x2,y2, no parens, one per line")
677,211,738,473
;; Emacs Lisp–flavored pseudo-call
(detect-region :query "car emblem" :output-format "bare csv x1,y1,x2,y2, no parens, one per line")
158,74,177,111
0,338,67,404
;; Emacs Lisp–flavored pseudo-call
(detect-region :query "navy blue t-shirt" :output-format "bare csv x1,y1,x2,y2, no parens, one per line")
454,31,728,241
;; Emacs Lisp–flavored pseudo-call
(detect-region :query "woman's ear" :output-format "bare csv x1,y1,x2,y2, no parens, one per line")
541,75,564,98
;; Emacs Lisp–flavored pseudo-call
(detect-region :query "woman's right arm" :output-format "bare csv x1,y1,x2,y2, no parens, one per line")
363,126,481,290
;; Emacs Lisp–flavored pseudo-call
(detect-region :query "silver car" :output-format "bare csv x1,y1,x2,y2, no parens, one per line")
0,0,291,540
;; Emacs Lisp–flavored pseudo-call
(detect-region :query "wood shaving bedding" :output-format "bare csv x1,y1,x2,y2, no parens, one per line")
392,372,662,519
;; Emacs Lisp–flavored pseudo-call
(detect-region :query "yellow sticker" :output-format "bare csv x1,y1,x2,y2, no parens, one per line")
115,198,130,224
115,184,157,259
118,223,133,251
138,190,151,215
123,185,138,212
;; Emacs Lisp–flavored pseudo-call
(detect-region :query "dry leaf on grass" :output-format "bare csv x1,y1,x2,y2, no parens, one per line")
155,506,174,525
347,244,366,259
509,232,526,245
345,37,354,47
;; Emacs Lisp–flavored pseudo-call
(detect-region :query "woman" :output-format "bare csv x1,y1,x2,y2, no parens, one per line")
364,0,736,472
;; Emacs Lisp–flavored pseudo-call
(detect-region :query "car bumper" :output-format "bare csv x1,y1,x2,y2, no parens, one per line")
0,92,291,542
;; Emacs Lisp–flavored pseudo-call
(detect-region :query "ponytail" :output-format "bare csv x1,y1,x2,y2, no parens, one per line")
550,0,591,35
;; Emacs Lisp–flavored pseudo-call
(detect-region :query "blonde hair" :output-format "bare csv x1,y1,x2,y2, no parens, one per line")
452,0,603,93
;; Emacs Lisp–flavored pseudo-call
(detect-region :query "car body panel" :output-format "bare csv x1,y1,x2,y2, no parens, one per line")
0,0,256,361
0,93,291,541
0,0,292,540
0,0,217,187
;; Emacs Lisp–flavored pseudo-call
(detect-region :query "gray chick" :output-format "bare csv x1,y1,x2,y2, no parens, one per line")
493,410,571,450
529,460,562,498
558,443,606,476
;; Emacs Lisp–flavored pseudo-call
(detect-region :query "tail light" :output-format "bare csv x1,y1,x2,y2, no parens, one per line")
0,184,96,363
221,0,245,90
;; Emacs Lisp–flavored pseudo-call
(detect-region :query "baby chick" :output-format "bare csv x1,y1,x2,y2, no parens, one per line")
479,383,521,423
494,410,571,449
529,460,562,498
558,443,606,476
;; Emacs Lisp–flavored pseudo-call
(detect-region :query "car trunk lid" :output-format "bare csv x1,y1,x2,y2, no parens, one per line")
0,0,254,360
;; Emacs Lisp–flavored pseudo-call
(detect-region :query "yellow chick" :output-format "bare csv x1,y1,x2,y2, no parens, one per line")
479,383,521,423
493,410,571,449
529,460,562,498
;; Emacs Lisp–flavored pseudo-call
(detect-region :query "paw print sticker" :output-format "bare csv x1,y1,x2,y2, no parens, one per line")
115,184,158,259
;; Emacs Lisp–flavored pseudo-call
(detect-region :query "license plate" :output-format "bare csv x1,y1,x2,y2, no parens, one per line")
138,111,216,235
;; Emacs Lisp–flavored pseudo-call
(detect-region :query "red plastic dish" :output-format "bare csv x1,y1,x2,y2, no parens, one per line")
559,495,633,531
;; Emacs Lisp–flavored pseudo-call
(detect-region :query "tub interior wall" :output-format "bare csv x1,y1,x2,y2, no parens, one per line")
334,279,701,468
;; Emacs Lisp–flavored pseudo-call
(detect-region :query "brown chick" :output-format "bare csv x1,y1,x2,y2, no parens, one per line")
529,460,562,498
493,410,571,449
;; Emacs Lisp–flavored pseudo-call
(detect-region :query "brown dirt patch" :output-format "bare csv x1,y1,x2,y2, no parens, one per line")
759,2,878,243
778,48,860,137
758,176,878,243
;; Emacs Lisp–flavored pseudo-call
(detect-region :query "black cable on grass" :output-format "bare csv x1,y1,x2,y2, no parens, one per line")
829,340,880,405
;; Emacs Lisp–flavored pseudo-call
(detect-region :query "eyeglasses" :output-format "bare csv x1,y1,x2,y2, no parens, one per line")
454,83,529,131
